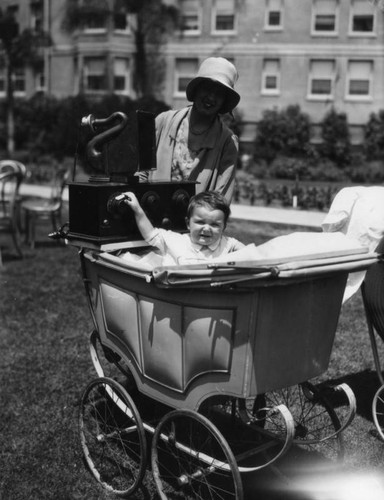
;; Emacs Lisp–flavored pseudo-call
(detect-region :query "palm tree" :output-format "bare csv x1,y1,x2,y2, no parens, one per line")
0,9,51,154
64,0,179,98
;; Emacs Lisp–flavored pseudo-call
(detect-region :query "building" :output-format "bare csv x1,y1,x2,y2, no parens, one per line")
1,0,384,148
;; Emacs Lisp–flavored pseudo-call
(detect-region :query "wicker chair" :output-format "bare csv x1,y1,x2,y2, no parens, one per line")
0,160,28,231
21,168,69,249
0,168,24,263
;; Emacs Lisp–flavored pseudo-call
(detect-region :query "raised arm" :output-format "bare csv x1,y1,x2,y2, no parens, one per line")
122,192,155,240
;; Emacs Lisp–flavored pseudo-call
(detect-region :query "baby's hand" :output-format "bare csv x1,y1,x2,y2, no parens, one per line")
121,192,140,211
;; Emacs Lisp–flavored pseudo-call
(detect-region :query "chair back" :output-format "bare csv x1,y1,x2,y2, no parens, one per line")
0,160,27,179
50,168,70,207
362,236,384,341
0,170,22,222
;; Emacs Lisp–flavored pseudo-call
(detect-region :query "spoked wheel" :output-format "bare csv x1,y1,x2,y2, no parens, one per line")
372,384,384,441
151,408,244,500
206,397,294,472
79,377,147,497
253,382,344,461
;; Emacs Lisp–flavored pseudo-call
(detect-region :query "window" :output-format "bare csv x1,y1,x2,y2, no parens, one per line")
212,0,236,33
30,1,43,31
6,4,19,17
35,71,45,91
312,0,338,34
308,59,335,99
0,68,5,95
265,0,283,30
114,12,128,31
0,65,25,97
180,0,201,33
14,68,26,95
261,59,280,94
83,12,106,31
346,60,372,99
83,57,106,92
34,62,46,92
175,58,198,96
113,58,130,94
350,0,375,34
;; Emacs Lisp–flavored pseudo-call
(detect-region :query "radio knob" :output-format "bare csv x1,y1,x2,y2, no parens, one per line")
171,189,190,221
140,191,162,225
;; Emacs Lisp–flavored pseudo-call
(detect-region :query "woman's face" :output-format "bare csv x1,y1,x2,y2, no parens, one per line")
193,81,227,117
187,204,226,247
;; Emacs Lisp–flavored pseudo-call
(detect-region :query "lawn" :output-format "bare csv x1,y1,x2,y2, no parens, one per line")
1,216,384,499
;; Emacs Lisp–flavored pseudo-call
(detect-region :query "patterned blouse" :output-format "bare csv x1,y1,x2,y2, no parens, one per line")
171,115,202,181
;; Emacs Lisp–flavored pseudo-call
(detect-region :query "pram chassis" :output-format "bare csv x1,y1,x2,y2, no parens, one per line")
78,246,377,499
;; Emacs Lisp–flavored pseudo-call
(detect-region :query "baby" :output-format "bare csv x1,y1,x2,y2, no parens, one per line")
123,190,244,266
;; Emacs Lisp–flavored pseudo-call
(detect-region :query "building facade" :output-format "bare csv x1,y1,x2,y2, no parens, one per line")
1,0,384,147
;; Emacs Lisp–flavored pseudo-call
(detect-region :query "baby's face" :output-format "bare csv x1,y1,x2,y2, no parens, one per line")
187,205,226,247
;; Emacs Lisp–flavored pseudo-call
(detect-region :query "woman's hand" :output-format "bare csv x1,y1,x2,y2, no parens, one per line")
134,171,149,182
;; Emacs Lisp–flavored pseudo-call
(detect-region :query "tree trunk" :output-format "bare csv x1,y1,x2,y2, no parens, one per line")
134,16,147,97
5,54,15,155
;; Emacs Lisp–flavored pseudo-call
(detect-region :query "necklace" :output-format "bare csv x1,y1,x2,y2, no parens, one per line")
190,121,213,135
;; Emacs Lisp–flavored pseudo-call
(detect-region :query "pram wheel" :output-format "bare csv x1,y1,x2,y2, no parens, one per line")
206,397,294,472
79,377,147,497
250,382,344,461
372,384,384,441
151,408,244,500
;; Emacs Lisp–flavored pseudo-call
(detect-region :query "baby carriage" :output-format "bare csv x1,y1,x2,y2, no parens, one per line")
75,244,377,499
322,186,384,443
361,237,384,440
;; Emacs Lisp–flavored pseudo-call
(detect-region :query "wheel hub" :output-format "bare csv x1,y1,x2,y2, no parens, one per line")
295,423,308,439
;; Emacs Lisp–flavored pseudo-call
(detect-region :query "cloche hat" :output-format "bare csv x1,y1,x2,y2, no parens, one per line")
186,57,240,114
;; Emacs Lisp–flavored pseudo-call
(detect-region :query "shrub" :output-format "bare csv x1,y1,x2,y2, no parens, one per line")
14,93,61,156
254,105,311,164
254,108,284,164
279,104,311,156
10,93,171,162
268,156,309,180
364,110,384,160
320,108,351,167
347,160,384,184
309,159,347,182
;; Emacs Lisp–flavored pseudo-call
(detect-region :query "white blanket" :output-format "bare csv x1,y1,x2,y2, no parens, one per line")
120,231,367,301
321,186,384,301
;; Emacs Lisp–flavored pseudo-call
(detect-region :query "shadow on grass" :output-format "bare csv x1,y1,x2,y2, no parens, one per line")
315,370,381,422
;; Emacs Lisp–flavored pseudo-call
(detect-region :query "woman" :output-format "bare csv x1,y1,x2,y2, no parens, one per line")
146,57,241,203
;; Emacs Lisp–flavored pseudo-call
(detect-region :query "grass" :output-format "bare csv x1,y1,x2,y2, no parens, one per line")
1,214,384,499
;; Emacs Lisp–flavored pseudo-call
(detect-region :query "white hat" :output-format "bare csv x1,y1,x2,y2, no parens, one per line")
186,57,240,114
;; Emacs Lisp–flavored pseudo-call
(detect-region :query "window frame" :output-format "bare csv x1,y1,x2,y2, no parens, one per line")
349,0,376,36
81,11,107,33
174,58,199,98
264,0,284,31
261,58,281,95
113,57,130,96
345,59,373,101
30,2,44,31
34,62,46,93
83,57,107,93
307,59,335,101
311,0,339,37
0,67,6,97
211,0,237,35
180,0,202,35
113,12,132,33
